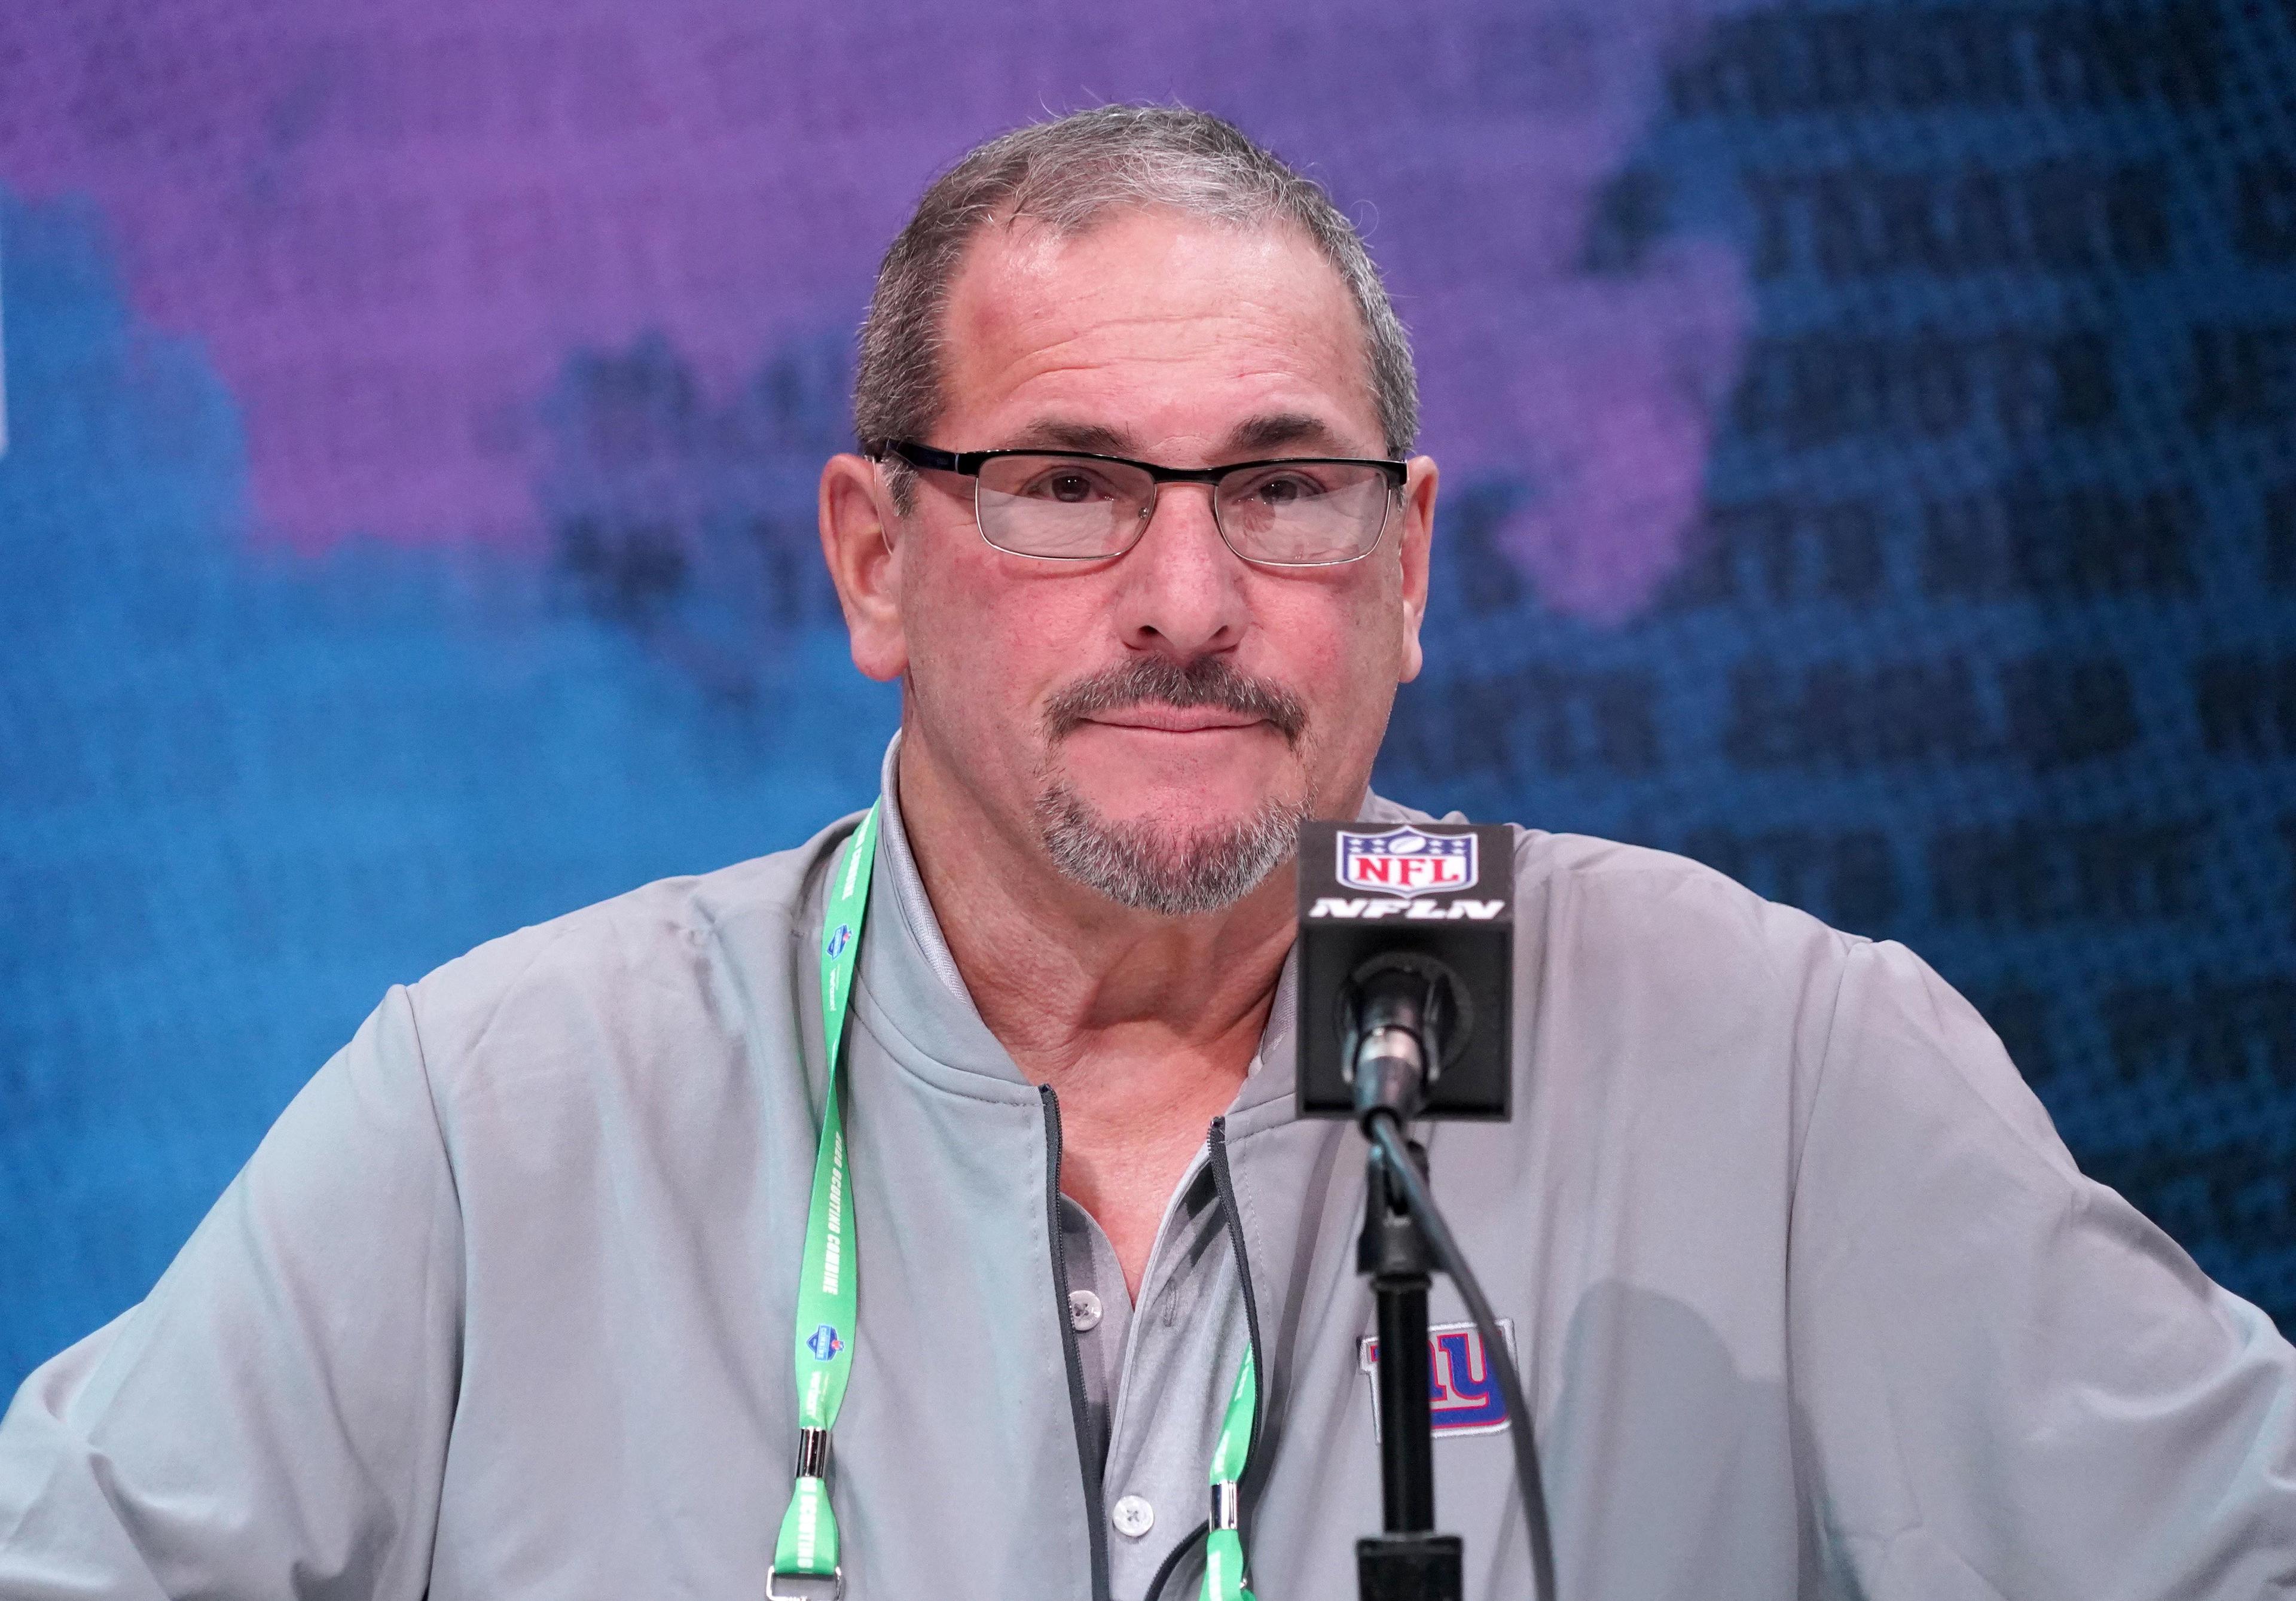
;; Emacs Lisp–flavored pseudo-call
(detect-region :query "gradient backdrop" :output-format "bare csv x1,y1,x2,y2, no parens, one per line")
5,0,2295,1385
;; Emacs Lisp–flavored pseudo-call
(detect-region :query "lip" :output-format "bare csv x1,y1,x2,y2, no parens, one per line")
1082,707,1267,735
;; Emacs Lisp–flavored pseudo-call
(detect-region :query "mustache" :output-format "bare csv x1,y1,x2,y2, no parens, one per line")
1043,657,1309,746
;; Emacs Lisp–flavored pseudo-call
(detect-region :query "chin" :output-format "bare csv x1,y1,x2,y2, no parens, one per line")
1064,748,1297,827
1031,779,1307,918
1080,783,1265,837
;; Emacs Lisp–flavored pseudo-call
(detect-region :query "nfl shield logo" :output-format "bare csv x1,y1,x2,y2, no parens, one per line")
807,1324,843,1362
1336,826,1478,899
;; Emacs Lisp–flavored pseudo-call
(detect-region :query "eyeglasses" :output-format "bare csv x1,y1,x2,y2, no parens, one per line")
866,439,1407,567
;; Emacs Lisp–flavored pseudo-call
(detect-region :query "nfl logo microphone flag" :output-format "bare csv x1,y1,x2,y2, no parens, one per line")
1336,827,1480,899
1295,820,1515,1121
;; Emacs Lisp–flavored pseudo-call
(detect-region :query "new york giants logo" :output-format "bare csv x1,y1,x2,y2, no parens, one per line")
1358,1319,1517,1439
1337,827,1478,899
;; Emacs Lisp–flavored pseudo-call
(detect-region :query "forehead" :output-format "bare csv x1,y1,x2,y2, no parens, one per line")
936,207,1382,452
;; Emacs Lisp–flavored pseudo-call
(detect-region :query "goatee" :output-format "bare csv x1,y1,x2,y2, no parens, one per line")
1034,785,1307,917
1034,655,1312,916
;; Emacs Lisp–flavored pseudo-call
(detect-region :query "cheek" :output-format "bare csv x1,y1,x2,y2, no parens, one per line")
905,535,1095,718
906,517,996,647
1263,575,1407,706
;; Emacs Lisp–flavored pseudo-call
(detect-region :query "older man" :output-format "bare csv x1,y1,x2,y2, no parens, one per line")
4,106,2294,1601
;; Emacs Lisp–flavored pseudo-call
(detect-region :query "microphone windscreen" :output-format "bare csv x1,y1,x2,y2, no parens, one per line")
1295,820,1515,1120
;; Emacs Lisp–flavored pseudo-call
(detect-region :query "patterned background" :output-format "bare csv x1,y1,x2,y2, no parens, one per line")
4,0,2294,1386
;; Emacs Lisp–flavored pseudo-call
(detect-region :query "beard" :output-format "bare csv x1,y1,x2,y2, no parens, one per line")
1033,656,1312,917
1035,783,1309,917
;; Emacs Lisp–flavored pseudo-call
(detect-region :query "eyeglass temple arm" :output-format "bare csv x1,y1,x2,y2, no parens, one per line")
865,440,970,474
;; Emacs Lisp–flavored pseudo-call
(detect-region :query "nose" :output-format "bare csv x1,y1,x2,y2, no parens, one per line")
1113,481,1248,660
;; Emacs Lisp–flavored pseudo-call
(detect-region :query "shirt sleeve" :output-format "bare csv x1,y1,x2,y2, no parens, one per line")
0,986,463,1600
1788,937,2296,1599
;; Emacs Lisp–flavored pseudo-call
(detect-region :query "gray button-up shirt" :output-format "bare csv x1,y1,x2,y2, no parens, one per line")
875,747,1257,1594
6,737,2295,1599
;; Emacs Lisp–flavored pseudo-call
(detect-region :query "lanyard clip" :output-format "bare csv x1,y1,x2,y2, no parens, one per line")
794,1426,832,1480
1210,1480,1242,1531
765,1568,842,1601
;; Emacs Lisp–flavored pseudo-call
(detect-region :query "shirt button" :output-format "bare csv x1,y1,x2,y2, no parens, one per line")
1110,1494,1155,1539
1068,1289,1103,1332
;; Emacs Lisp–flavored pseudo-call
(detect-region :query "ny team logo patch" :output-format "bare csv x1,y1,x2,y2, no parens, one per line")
1336,826,1478,899
1358,1319,1517,1439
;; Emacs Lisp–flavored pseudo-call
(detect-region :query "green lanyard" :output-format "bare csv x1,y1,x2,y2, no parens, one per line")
771,803,878,1595
1202,1347,1258,1601
769,800,1257,1600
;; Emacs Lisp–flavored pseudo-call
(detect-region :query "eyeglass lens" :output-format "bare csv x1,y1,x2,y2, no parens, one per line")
972,455,1393,565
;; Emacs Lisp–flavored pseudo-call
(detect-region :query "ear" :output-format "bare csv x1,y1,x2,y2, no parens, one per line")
819,453,908,682
1394,455,1439,684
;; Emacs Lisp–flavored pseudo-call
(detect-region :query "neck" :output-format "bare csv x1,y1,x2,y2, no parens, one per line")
895,730,1299,1084
893,731,1306,1292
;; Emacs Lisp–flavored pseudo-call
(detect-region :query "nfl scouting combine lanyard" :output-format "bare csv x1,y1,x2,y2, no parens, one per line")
769,804,1260,1601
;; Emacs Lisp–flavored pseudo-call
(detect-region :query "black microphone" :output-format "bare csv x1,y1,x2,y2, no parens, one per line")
1294,819,1515,1123
1345,962,1449,1123
1298,819,1553,1599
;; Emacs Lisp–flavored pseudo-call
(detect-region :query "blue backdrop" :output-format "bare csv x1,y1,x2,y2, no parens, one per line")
4,0,2294,1386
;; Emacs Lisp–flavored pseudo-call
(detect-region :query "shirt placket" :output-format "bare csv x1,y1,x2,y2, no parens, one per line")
1089,1162,1254,1601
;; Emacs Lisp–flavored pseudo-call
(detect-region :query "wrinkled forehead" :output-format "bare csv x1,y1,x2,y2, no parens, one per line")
936,206,1384,447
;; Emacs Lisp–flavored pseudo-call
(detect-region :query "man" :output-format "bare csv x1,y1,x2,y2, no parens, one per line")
4,105,2293,1601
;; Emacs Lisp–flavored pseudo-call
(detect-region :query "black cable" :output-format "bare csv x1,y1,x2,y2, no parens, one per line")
1141,1519,1209,1601
1365,1109,1557,1601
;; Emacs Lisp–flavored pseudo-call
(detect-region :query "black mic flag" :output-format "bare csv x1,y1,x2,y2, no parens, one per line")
1295,819,1515,1121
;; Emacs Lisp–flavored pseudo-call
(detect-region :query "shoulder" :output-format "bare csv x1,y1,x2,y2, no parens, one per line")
1509,828,2002,1071
1504,826,2059,1175
1366,791,1900,1139
1368,786,1858,990
1508,829,1866,1094
1516,828,1851,978
399,810,862,1093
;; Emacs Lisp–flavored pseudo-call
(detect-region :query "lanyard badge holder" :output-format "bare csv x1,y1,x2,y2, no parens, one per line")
767,801,1259,1600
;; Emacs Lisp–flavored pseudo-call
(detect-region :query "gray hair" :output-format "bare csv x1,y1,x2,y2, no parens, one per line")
854,104,1419,510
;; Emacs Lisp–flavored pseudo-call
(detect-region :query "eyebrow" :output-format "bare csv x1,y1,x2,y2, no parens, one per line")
1220,411,1358,458
1008,418,1135,455
1004,411,1369,461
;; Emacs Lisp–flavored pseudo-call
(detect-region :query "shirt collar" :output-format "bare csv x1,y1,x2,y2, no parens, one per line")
860,731,1443,1114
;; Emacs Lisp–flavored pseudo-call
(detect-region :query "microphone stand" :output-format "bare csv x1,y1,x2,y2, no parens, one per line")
1351,975,1464,1601
1357,1132,1462,1599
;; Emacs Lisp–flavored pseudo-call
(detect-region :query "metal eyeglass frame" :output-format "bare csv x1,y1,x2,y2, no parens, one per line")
865,438,1409,568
